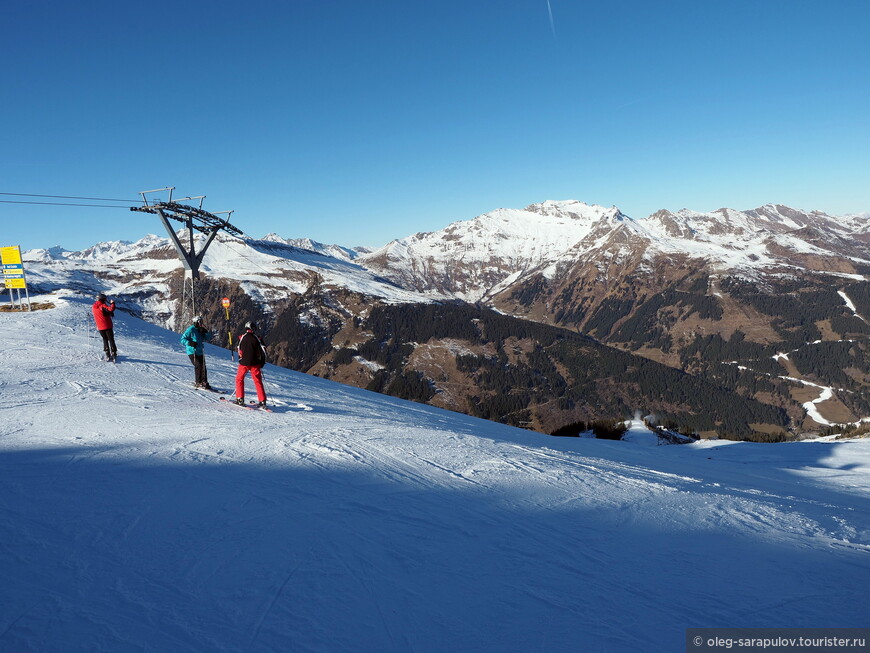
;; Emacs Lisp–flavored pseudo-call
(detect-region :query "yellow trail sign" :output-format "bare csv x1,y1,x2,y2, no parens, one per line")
1,245,27,290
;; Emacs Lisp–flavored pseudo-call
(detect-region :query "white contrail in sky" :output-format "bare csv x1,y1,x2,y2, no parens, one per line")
546,0,556,38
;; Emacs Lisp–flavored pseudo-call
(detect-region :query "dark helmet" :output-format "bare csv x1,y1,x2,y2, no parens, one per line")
245,321,257,331
96,293,107,303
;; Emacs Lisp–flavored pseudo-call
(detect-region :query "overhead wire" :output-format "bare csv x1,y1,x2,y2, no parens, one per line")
2,190,291,279
0,200,134,208
2,187,279,322
0,192,145,202
0,191,146,209
3,186,284,298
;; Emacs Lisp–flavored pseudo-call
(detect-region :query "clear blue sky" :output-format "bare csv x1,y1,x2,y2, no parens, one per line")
3,0,868,251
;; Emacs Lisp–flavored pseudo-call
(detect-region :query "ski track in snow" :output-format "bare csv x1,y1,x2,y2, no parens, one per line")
0,294,868,652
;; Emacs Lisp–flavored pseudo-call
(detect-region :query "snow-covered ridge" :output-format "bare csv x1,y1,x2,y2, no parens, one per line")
18,198,870,315
262,234,362,262
0,295,868,651
362,200,627,267
355,199,869,301
356,201,636,301
22,232,437,317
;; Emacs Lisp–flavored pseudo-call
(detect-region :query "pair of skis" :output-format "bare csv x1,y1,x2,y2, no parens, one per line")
219,396,272,412
192,384,272,411
219,395,313,412
200,385,304,413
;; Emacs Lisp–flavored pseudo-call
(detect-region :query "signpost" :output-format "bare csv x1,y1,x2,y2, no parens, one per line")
1,245,30,310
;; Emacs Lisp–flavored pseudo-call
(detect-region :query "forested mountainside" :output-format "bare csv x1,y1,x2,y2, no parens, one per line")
244,296,787,439
501,271,870,426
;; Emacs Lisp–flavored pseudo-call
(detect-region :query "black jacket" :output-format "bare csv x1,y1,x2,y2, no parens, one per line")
237,330,266,367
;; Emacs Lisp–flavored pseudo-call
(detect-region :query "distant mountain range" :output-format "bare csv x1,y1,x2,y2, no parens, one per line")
359,200,869,300
24,200,870,439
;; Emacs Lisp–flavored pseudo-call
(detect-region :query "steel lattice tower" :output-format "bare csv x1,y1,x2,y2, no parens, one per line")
131,187,242,330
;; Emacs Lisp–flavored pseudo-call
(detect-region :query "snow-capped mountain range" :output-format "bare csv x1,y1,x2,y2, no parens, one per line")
19,199,870,436
25,199,868,310
25,230,432,330
359,200,870,302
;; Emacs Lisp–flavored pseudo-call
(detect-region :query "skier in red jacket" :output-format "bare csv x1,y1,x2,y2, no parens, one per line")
233,321,268,407
91,293,118,361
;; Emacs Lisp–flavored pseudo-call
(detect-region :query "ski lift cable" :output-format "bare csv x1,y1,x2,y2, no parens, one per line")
3,188,280,285
0,192,145,203
0,200,134,208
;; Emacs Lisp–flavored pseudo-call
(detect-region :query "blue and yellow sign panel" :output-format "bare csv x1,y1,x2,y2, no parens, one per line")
1,246,27,289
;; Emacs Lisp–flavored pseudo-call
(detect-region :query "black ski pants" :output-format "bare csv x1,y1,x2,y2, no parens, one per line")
98,328,117,356
189,354,209,386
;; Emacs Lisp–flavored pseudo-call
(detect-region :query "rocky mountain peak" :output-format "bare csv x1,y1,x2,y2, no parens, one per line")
744,204,824,230
644,209,695,239
27,245,71,262
524,200,625,222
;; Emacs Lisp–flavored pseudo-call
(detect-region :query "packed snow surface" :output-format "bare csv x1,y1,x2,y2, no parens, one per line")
1,295,868,652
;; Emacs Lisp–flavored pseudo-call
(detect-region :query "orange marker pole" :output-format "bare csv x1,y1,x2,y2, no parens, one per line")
221,297,233,360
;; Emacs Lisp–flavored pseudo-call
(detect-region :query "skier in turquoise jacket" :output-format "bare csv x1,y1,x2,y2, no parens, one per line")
181,316,214,389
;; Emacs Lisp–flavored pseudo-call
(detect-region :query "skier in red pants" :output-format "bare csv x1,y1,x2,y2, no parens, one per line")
233,321,268,407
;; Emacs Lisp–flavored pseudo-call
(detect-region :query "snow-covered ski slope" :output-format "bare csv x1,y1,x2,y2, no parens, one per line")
1,295,868,652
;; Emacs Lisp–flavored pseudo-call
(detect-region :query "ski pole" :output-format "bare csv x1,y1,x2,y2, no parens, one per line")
263,375,287,406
